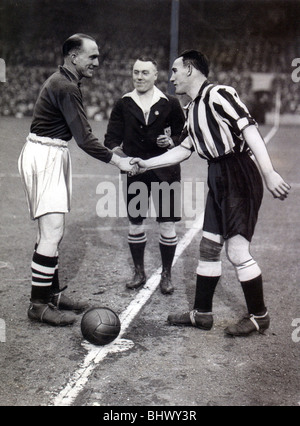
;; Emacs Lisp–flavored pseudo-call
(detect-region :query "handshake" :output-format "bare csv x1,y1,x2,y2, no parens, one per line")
112,155,147,176
111,134,173,176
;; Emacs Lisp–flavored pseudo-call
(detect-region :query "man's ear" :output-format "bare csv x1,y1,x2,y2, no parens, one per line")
187,64,192,76
70,53,77,65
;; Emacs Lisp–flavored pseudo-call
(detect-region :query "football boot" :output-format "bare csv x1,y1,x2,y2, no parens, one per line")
159,270,174,295
225,311,270,336
126,266,146,290
28,302,76,326
51,286,89,313
168,310,213,330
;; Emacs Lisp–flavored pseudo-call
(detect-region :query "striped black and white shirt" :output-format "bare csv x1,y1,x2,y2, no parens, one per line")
181,80,256,161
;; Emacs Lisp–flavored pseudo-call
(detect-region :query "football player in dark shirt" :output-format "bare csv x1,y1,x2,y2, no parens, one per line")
18,34,135,326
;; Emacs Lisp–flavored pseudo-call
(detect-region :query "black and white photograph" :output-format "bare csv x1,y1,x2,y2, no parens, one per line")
0,0,299,408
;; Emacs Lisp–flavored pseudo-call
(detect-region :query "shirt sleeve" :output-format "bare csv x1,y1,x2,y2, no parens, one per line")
58,86,113,163
169,97,186,146
179,125,195,152
212,86,257,135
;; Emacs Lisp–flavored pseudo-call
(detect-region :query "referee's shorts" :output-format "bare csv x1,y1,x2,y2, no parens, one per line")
203,152,263,242
123,170,182,224
18,133,72,220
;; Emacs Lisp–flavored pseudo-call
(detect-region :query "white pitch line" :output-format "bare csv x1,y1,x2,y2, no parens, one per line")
51,212,204,406
264,88,281,145
289,183,300,189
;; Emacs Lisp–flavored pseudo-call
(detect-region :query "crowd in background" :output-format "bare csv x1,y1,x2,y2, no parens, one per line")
0,36,299,121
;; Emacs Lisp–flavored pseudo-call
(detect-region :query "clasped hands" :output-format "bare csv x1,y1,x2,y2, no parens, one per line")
114,134,172,176
116,156,147,176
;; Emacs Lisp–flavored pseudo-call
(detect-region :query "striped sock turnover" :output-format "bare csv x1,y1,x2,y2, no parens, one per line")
31,251,57,303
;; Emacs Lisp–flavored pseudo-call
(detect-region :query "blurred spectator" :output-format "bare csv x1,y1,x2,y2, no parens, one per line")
0,36,299,119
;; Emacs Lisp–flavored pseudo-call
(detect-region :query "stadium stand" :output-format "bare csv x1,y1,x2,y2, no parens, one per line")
0,0,299,122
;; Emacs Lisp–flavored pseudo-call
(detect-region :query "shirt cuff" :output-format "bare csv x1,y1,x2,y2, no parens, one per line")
237,116,256,133
180,136,194,151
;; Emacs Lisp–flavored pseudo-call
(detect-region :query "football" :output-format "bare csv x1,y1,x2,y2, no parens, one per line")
81,307,121,346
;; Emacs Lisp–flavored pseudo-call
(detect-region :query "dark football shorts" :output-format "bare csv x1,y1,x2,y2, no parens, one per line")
123,170,182,224
203,152,263,242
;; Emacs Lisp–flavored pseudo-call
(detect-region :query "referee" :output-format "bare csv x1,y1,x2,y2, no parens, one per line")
131,50,291,337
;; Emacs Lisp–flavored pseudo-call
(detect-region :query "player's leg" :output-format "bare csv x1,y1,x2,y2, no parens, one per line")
126,221,147,289
154,173,181,295
168,185,224,328
31,212,64,305
168,231,223,329
125,173,150,290
158,221,177,295
193,231,223,312
224,234,269,336
28,213,76,325
38,214,88,313
34,225,60,294
37,212,65,257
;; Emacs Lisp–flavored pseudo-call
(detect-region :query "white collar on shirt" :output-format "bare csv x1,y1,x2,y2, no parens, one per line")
123,86,168,112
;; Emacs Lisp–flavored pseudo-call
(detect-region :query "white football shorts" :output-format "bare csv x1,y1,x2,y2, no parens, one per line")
18,133,72,220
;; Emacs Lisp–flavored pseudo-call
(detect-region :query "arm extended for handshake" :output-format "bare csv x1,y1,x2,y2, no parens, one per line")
127,126,291,201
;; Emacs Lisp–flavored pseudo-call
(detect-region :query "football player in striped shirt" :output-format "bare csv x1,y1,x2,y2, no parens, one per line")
130,50,291,336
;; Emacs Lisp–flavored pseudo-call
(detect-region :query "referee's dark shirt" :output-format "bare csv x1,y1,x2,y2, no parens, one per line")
30,66,112,163
181,80,256,160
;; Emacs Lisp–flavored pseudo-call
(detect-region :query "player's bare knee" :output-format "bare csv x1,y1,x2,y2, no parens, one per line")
159,221,176,238
225,235,251,266
225,245,250,267
226,245,240,266
129,221,145,235
41,228,64,246
38,215,65,245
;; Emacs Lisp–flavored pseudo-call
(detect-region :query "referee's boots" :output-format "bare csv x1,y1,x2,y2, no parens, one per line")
127,237,147,290
28,302,76,326
159,237,177,295
126,265,146,290
159,269,174,295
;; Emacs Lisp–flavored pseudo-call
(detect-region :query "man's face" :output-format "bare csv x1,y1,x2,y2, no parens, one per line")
73,39,99,79
132,60,158,94
170,57,189,95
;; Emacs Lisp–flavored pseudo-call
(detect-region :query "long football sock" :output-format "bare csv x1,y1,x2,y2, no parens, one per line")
31,252,56,303
193,260,222,312
234,258,266,315
159,234,177,274
240,274,266,315
193,274,220,312
35,243,60,294
51,256,60,293
128,232,147,270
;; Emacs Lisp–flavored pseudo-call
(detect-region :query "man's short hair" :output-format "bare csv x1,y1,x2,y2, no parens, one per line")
62,34,96,58
135,57,158,69
179,50,209,77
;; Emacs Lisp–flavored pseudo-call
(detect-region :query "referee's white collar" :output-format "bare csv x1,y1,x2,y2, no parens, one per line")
123,86,168,107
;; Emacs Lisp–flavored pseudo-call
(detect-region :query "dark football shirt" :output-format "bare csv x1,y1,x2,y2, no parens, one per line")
30,66,112,163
